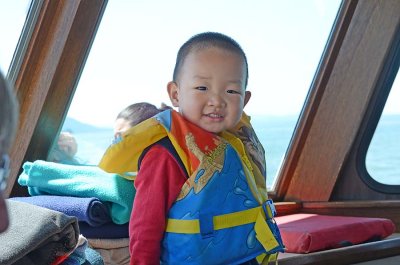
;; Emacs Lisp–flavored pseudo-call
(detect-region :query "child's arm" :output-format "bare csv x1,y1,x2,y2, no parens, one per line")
129,144,187,265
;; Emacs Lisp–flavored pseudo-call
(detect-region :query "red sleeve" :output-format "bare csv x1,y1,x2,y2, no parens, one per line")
129,144,187,265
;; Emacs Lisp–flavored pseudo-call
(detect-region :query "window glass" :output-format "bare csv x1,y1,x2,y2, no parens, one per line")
60,0,341,188
0,1,31,74
366,70,400,185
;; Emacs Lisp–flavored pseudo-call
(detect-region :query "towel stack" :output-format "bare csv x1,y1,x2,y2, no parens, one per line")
14,160,135,265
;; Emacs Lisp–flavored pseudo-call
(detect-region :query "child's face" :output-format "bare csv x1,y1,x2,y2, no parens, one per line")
168,47,251,134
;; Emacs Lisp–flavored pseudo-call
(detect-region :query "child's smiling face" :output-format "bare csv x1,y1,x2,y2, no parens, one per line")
168,47,251,134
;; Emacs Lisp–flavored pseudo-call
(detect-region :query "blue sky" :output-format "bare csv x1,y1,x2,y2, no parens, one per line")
1,0,398,127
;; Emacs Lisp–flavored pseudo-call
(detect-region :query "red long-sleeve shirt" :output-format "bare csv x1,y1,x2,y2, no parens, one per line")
129,144,187,265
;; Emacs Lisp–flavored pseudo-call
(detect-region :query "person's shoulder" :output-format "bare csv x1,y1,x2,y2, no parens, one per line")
139,138,175,164
140,137,188,178
141,138,176,162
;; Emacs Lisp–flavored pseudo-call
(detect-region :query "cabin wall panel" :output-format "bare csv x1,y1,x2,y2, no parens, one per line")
332,162,400,201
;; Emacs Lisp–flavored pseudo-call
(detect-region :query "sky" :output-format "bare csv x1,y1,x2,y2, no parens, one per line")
1,0,398,128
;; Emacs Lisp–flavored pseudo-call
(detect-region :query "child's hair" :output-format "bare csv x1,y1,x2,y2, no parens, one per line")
172,32,249,88
0,72,19,153
117,102,171,127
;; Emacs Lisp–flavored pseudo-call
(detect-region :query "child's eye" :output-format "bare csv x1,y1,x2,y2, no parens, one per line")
227,89,241,94
195,86,207,91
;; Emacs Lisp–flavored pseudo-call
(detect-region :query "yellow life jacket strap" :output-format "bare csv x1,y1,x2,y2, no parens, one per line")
165,202,279,252
255,209,280,252
257,252,279,265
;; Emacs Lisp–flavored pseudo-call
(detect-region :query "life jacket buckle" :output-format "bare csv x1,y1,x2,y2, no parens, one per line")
263,199,277,219
199,212,215,238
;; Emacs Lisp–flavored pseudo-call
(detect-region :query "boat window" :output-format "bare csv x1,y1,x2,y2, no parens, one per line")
365,70,400,186
0,1,31,74
57,0,341,188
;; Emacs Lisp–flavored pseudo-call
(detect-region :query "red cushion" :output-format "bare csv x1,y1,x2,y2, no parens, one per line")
275,213,395,253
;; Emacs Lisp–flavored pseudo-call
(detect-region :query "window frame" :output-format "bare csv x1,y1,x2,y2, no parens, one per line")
5,0,400,202
356,29,400,194
272,0,400,201
6,0,108,197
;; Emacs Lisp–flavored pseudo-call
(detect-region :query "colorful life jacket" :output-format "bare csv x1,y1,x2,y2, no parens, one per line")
99,109,284,264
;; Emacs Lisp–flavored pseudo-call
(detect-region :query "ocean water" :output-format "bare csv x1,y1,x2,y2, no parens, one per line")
366,114,400,185
71,114,399,188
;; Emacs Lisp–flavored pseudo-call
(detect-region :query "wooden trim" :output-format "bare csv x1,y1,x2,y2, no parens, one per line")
275,201,302,216
6,0,108,197
7,0,43,85
301,201,400,233
277,0,400,202
302,200,400,209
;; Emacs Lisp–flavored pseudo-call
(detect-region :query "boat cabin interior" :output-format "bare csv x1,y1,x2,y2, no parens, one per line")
1,0,400,264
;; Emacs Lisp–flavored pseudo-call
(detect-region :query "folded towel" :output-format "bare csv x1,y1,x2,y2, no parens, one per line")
88,238,129,249
57,235,88,265
18,160,136,224
11,195,111,227
0,200,79,265
61,235,104,265
83,247,105,265
87,238,131,265
79,222,129,239
89,246,130,265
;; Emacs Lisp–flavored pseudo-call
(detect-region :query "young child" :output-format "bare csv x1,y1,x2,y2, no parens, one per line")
48,131,80,164
99,32,284,265
113,102,170,143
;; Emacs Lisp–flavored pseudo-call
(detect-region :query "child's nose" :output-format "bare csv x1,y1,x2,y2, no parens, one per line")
208,92,226,107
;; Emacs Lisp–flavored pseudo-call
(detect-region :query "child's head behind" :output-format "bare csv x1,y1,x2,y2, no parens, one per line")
167,32,251,134
114,102,170,138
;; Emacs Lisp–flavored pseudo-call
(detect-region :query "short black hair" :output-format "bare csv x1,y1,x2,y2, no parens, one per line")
172,32,248,88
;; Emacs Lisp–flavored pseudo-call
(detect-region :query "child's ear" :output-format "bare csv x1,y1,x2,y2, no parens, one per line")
167,81,180,107
244,91,251,107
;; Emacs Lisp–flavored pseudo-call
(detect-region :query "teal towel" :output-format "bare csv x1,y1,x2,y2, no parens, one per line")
18,160,135,224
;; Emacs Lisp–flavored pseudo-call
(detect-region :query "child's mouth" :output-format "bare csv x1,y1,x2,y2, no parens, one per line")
205,113,224,120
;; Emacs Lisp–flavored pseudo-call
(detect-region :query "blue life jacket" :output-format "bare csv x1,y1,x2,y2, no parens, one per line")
99,110,285,264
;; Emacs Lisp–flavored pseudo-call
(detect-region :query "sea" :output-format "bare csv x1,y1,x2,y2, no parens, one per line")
68,114,400,188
